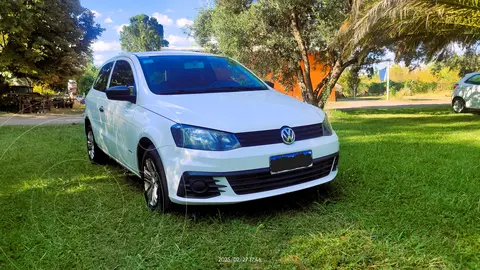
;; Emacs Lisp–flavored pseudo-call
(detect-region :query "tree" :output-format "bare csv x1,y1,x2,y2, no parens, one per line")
433,48,480,77
120,15,169,52
77,60,98,95
0,0,104,85
339,66,361,97
191,0,384,108
351,0,480,68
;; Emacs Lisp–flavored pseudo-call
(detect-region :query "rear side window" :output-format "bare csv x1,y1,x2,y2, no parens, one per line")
109,60,135,88
93,62,114,91
466,74,480,85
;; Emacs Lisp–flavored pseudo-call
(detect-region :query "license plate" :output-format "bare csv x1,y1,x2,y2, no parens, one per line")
270,150,313,174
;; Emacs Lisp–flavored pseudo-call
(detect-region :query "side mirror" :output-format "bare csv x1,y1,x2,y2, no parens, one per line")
106,86,136,103
264,81,275,88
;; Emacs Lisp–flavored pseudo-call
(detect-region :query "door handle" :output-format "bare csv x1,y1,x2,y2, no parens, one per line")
99,106,104,112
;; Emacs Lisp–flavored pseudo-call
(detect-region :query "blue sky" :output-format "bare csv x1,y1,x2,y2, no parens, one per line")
80,0,206,65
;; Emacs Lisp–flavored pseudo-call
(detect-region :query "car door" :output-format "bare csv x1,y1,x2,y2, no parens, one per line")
105,59,139,170
88,61,114,153
462,74,480,109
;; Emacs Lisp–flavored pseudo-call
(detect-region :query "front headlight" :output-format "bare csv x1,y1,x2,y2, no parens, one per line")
322,115,333,136
171,124,241,151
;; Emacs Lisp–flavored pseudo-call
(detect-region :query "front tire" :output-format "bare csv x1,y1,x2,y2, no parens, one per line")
453,98,466,113
86,124,109,164
142,146,174,213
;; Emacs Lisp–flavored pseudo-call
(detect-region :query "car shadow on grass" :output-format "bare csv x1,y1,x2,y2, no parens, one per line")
177,182,341,221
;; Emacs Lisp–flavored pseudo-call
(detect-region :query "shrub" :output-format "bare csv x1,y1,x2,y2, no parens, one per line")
357,64,459,97
33,84,55,95
366,81,404,96
404,81,437,94
367,82,385,95
395,88,412,98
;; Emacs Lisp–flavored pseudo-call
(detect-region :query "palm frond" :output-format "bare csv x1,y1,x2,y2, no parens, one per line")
343,0,480,63
353,0,480,44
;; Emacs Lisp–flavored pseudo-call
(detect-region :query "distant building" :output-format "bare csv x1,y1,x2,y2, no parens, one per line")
268,55,337,102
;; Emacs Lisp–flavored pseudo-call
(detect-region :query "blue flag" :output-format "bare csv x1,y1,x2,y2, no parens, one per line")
379,67,387,82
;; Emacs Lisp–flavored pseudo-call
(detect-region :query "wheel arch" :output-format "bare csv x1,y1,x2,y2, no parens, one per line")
137,137,156,174
452,96,465,104
84,117,91,134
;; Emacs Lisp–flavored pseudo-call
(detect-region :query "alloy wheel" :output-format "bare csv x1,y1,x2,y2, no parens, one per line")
144,158,160,208
87,131,95,160
453,99,464,113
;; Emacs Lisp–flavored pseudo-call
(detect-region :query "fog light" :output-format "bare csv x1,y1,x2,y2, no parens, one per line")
190,180,209,194
177,173,225,198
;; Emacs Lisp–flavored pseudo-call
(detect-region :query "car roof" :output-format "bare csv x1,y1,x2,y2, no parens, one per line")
132,50,216,57
101,50,222,67
463,72,480,79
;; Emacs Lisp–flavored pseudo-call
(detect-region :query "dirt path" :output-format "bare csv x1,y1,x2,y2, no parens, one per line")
326,98,450,110
0,99,451,126
0,114,84,126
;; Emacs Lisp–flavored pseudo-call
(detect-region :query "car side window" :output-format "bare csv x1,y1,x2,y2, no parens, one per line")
465,74,480,85
93,62,114,92
109,60,135,94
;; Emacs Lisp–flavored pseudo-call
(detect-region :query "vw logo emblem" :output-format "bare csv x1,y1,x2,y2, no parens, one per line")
280,126,295,145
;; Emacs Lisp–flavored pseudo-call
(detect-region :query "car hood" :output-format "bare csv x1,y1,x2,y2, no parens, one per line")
142,90,325,133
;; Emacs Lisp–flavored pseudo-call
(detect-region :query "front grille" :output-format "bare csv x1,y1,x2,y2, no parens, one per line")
177,174,226,198
226,153,338,195
235,123,323,147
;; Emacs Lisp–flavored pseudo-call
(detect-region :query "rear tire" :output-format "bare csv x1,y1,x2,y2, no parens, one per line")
141,146,174,213
86,124,109,164
452,98,466,113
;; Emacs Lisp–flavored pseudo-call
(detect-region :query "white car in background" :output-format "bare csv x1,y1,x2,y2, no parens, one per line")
452,72,480,113
84,51,339,212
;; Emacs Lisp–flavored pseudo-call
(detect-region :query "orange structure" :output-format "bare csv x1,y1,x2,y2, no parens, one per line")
269,55,336,102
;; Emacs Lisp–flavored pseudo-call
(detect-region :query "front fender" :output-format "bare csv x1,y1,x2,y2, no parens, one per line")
133,107,177,172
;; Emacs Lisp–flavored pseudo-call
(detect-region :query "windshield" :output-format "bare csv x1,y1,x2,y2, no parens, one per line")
137,55,268,94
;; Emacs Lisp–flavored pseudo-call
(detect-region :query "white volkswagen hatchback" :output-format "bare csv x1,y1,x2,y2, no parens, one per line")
85,51,339,212
452,72,480,113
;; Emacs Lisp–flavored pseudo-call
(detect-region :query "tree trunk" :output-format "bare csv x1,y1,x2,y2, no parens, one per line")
318,60,344,109
290,11,316,105
296,68,309,103
315,50,361,108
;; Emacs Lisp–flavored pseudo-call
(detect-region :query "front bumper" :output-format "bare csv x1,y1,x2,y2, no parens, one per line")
159,133,340,205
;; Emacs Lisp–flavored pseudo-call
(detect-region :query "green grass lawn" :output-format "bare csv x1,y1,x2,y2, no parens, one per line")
1,107,479,269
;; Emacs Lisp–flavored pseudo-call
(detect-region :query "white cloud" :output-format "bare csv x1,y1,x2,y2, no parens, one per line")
92,10,101,18
166,34,195,46
93,54,105,65
114,24,129,34
176,18,194,27
104,17,113,24
165,9,174,13
94,54,104,60
92,41,121,52
152,13,173,26
452,43,465,56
